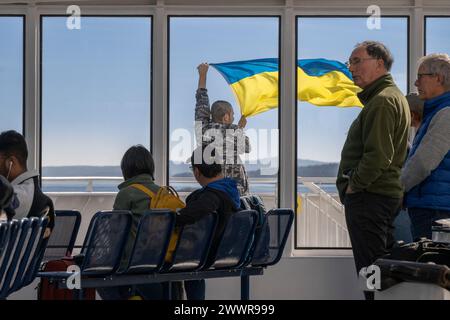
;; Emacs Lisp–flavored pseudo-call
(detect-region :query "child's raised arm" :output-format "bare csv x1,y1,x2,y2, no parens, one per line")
197,63,209,89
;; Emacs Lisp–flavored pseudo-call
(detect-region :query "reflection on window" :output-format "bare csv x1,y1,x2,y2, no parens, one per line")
169,17,279,206
296,17,408,248
41,17,151,192
0,17,23,133
426,17,450,55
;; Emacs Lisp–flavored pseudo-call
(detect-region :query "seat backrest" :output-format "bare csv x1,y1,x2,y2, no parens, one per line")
21,218,50,287
209,210,258,269
125,210,175,274
0,222,15,283
168,213,218,272
251,208,294,267
9,218,49,295
0,223,10,259
0,219,30,299
43,210,81,261
80,211,132,275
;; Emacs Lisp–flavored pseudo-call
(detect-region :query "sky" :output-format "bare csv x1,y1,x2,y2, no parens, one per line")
1,16,449,171
0,17,23,133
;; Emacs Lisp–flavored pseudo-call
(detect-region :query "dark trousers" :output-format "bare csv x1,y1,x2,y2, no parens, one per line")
344,191,402,274
408,207,450,240
97,283,176,300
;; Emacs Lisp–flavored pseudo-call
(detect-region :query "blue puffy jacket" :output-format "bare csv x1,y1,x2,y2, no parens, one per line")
405,91,450,211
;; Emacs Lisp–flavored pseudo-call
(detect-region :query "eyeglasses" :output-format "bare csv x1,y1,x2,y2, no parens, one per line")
416,73,435,80
345,58,378,68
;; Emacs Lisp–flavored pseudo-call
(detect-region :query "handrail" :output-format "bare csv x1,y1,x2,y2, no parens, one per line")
42,176,338,194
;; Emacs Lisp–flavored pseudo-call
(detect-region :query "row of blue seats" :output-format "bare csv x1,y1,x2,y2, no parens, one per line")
38,208,294,299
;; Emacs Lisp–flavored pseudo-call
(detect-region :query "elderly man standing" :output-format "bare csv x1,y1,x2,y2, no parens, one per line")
402,53,450,240
336,41,411,290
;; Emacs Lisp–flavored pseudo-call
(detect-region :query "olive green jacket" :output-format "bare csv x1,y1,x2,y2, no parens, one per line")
113,174,160,270
336,74,411,202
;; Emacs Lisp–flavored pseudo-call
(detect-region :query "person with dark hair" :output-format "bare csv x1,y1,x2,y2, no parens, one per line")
0,130,54,236
176,146,241,300
195,63,251,195
98,144,163,300
336,41,410,299
0,175,19,221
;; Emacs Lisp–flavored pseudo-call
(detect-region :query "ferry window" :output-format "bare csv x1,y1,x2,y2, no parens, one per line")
41,17,151,192
0,16,23,133
425,17,450,55
296,17,408,249
169,17,280,207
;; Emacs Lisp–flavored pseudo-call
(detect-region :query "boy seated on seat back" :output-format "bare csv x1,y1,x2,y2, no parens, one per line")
195,63,251,195
0,130,54,237
175,145,241,300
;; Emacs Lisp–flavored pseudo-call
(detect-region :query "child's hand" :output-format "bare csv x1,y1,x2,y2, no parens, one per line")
238,115,247,128
197,63,209,75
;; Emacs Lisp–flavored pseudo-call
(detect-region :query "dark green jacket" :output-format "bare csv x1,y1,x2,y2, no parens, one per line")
336,74,411,202
113,174,160,270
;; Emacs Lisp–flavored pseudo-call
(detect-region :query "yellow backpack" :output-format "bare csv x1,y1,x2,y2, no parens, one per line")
130,184,185,262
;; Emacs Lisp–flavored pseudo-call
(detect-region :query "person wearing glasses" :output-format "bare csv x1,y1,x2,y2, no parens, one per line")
0,130,54,237
336,41,410,299
401,53,450,240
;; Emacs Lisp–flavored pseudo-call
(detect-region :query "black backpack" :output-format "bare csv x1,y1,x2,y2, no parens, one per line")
240,195,270,265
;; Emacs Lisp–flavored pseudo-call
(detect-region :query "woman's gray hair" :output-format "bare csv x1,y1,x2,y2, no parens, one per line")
405,92,424,119
418,53,450,90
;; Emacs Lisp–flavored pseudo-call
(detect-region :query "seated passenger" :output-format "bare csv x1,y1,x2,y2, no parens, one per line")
0,130,54,236
98,145,176,300
176,145,241,300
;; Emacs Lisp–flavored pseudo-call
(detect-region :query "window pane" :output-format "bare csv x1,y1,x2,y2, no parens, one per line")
296,17,408,248
169,17,279,207
0,17,23,133
426,17,450,54
42,17,151,192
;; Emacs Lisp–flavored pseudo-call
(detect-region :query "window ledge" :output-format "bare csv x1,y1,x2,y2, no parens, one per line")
289,249,353,258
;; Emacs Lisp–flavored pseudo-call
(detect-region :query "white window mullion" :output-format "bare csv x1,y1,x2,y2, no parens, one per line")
152,4,168,186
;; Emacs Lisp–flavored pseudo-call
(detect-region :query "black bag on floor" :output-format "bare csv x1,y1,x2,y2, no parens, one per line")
374,239,450,290
374,259,450,290
240,195,270,264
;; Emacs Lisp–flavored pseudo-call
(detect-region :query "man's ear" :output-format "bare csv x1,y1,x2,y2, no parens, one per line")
193,166,199,178
437,74,445,86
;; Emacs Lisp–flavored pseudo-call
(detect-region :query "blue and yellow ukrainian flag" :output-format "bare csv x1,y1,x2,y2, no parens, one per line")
211,58,362,118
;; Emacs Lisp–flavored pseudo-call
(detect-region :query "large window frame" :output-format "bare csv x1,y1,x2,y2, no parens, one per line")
294,15,410,252
0,14,26,134
167,15,282,207
39,13,154,181
3,0,450,257
424,15,450,55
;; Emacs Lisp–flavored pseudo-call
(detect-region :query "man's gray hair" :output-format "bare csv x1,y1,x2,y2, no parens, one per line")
356,41,394,71
418,53,450,90
211,100,233,122
405,92,424,119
